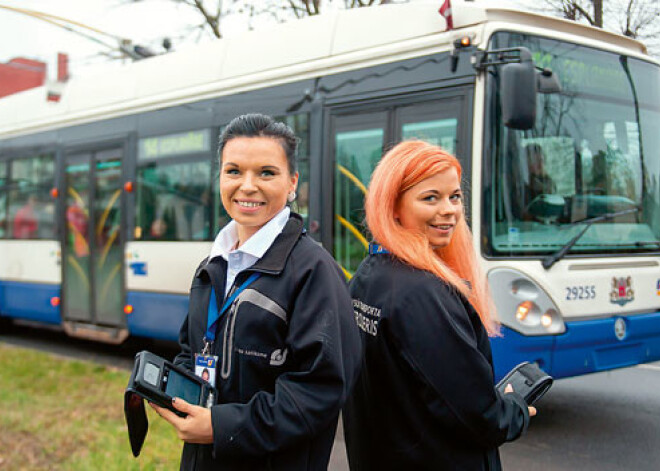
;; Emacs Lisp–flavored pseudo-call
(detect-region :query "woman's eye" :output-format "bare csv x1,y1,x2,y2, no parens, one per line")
225,168,240,175
450,193,462,201
422,195,438,202
261,170,275,177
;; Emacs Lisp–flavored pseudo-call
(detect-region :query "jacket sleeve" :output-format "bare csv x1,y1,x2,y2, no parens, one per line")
387,279,529,448
210,255,361,456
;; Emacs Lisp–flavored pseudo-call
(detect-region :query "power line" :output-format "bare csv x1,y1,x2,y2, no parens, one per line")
0,3,155,60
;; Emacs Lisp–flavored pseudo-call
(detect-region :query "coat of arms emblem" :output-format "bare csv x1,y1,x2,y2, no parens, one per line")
610,277,634,306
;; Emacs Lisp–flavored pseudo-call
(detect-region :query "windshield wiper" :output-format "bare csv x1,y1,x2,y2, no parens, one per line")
542,207,639,270
635,240,660,248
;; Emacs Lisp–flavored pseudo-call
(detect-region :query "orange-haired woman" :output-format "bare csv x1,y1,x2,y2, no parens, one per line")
343,140,535,470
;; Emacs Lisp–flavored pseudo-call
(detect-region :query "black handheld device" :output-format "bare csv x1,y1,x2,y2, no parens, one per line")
496,361,553,405
124,350,217,457
131,350,211,414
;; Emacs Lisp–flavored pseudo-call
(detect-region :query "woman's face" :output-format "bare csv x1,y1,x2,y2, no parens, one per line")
220,137,298,242
395,168,462,249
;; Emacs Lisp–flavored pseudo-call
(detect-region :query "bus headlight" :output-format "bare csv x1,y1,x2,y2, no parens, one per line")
488,268,565,335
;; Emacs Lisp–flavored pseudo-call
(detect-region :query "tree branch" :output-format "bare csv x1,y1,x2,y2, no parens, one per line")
193,0,221,37
572,2,595,26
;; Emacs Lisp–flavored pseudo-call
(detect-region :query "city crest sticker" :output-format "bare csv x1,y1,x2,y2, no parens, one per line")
657,279,660,296
610,276,634,306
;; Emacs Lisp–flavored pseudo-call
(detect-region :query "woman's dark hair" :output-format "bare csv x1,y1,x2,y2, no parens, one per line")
218,113,298,174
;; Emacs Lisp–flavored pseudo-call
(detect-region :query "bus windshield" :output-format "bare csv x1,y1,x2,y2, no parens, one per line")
485,32,660,257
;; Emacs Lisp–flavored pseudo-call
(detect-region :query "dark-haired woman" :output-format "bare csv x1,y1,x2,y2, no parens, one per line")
151,114,360,471
343,140,535,471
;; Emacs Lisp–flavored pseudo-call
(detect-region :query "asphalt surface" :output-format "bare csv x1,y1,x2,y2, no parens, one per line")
500,361,660,471
2,322,659,471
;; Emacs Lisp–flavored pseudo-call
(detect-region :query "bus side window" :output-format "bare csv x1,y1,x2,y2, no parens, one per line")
7,155,55,240
137,160,212,241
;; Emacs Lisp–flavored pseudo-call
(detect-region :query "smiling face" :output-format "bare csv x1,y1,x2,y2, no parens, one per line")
220,136,298,244
394,168,462,249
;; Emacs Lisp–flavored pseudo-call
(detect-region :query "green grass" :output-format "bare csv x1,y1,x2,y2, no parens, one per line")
0,344,181,470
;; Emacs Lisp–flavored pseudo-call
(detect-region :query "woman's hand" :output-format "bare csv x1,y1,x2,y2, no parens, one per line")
150,398,214,444
504,383,537,417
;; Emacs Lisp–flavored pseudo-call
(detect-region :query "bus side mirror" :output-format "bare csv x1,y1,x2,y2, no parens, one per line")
537,68,561,94
500,56,537,130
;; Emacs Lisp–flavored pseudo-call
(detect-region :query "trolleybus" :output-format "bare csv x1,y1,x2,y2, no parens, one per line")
1,0,658,380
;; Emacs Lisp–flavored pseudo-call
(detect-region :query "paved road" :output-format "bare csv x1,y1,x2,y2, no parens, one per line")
500,361,660,471
3,323,659,471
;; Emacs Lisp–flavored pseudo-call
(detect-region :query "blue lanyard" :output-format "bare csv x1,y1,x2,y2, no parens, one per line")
368,242,389,255
205,272,261,343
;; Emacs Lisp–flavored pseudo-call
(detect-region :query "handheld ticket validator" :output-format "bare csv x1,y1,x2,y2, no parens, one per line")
496,361,553,405
124,351,217,457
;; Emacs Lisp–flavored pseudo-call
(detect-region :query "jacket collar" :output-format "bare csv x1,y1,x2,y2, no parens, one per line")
195,212,304,279
250,212,304,274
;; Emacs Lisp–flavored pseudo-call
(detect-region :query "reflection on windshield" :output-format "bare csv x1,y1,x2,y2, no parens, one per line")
486,32,660,256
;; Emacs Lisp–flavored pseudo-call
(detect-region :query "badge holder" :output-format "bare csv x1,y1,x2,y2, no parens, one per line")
124,351,217,457
496,361,553,405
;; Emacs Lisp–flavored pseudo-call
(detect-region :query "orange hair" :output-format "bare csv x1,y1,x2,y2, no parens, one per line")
366,140,499,335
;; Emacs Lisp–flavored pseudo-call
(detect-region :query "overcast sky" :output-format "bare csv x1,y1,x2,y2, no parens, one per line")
0,0,211,79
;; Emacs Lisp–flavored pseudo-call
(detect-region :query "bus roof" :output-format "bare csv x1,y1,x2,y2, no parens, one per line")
0,0,651,140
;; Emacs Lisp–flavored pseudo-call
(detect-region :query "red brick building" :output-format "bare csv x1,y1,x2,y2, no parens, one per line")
0,57,47,98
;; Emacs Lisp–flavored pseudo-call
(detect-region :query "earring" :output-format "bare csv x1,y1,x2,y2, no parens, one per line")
287,191,297,203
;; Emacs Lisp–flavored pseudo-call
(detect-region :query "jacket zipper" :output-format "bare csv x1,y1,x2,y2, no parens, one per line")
221,302,237,380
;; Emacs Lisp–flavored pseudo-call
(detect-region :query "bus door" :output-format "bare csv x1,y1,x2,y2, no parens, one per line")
329,94,470,278
62,148,128,343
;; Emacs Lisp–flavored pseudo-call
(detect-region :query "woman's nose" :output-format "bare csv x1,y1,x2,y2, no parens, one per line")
438,198,455,215
239,173,257,192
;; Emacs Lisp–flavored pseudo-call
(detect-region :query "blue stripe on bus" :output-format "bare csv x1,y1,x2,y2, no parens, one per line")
490,327,556,383
126,291,188,341
0,280,61,325
551,311,660,378
491,311,660,382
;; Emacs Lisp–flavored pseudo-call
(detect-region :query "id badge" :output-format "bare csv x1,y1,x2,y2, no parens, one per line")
194,354,218,387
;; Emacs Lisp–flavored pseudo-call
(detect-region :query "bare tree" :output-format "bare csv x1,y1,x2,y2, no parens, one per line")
608,0,660,39
283,0,401,18
126,0,228,38
534,0,660,54
538,0,603,27
154,0,407,31
288,0,321,17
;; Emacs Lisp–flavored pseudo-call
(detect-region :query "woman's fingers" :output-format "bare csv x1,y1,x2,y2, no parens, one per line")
502,384,537,417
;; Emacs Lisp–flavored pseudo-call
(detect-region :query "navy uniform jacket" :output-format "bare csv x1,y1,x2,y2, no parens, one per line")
343,254,529,471
174,213,361,470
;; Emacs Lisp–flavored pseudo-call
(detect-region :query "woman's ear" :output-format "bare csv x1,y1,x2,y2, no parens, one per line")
393,201,401,223
290,171,299,192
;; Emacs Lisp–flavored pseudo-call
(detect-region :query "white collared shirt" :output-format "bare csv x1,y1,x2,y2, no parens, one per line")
209,207,290,296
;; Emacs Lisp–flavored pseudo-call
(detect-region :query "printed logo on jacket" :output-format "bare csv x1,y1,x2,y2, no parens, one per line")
353,299,381,336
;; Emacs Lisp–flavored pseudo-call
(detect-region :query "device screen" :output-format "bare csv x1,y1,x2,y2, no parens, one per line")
165,369,202,405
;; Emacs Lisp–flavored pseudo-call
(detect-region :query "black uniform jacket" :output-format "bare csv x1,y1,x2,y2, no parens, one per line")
174,213,360,470
343,254,530,471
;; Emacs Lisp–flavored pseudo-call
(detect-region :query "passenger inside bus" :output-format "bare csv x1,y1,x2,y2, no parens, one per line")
524,143,556,203
12,194,38,239
521,143,564,222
